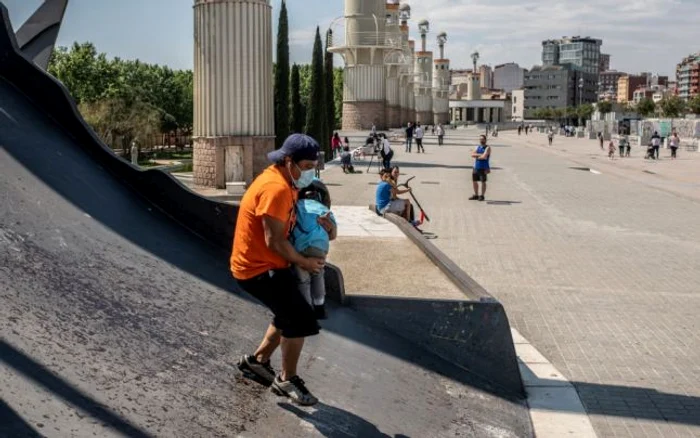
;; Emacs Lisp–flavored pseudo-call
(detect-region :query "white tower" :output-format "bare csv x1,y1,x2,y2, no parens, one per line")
397,3,413,125
193,0,274,189
413,19,433,125
384,1,402,128
330,0,391,130
432,32,450,125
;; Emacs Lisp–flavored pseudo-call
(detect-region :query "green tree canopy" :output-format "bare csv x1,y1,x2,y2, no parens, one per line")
636,98,656,117
688,94,700,115
659,95,687,118
324,28,335,140
274,0,290,148
577,103,595,121
305,27,328,158
289,64,305,133
596,100,613,116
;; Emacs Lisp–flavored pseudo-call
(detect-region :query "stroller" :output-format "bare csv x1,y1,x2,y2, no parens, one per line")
644,143,656,160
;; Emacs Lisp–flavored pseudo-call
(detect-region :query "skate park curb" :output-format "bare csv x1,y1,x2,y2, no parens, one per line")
366,211,524,397
0,10,238,253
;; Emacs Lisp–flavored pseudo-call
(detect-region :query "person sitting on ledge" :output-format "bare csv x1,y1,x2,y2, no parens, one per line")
375,168,413,222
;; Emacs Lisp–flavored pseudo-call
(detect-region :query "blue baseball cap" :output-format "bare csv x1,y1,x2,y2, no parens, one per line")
268,133,320,163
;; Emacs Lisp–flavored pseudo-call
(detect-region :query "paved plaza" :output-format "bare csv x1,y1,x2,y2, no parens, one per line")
324,127,700,437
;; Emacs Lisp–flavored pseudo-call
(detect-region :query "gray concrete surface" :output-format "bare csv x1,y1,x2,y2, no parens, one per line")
324,126,700,437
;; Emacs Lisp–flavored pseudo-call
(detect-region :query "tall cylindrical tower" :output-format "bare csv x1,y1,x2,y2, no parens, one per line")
407,39,416,123
329,0,389,130
432,32,450,125
193,0,274,189
397,3,412,126
413,19,433,125
384,1,402,128
467,50,481,100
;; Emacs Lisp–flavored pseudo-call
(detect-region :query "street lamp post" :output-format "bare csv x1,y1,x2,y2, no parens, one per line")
578,77,584,128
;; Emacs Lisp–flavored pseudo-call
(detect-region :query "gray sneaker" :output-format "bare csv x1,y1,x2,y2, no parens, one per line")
271,375,318,406
237,355,276,386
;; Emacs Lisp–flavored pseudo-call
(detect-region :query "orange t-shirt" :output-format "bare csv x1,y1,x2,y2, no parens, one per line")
231,165,297,280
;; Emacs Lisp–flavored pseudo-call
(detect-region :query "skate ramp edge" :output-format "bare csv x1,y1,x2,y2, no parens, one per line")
349,212,524,397
0,6,237,252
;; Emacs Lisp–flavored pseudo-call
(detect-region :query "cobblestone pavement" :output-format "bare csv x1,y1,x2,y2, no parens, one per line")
323,127,700,437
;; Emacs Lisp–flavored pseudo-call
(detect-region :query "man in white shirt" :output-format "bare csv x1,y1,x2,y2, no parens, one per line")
381,134,394,169
414,124,425,153
436,124,445,146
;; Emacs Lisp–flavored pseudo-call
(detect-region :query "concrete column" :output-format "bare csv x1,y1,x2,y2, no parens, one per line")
193,0,274,188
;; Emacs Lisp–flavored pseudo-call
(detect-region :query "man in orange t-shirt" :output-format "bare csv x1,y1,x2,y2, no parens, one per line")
233,134,334,406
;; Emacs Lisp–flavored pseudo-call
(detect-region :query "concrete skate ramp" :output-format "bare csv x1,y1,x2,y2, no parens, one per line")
0,7,532,437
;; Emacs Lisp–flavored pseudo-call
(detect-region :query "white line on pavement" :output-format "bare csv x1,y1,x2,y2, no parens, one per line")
512,328,598,438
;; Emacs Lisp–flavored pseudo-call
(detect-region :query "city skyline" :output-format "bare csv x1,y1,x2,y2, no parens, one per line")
5,0,699,77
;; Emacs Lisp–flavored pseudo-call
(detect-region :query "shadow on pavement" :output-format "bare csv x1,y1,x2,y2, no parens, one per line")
0,400,44,438
486,201,522,206
279,402,409,438
0,340,153,438
573,381,700,427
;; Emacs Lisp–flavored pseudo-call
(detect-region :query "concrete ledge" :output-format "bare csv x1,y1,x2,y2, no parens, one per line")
351,207,525,397
383,213,494,301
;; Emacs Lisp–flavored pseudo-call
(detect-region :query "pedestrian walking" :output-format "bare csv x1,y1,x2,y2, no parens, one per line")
625,136,632,157
331,132,342,159
436,124,445,146
371,123,377,136
547,127,554,146
669,131,680,160
608,140,616,160
469,135,491,202
234,134,334,406
380,134,394,170
651,131,661,160
525,125,529,135
518,125,522,136
414,123,425,153
405,122,414,153
598,132,604,150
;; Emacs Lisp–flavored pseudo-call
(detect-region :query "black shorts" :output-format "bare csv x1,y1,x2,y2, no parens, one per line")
472,169,488,182
236,268,320,339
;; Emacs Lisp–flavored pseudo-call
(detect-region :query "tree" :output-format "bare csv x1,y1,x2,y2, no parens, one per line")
289,64,305,133
305,27,328,158
577,103,594,122
274,0,290,148
689,94,700,115
324,29,335,139
597,100,613,117
659,95,686,118
333,67,344,128
636,98,656,117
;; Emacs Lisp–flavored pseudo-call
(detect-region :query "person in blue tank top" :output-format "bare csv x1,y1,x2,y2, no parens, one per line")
291,179,337,319
470,134,491,202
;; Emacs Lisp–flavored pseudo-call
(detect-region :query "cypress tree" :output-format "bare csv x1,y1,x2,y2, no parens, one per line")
290,64,304,133
273,0,290,148
324,29,335,146
305,27,328,157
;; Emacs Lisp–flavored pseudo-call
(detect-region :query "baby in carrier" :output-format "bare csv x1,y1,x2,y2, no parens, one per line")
292,179,336,320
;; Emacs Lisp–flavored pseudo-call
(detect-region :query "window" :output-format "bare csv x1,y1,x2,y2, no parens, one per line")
513,96,517,103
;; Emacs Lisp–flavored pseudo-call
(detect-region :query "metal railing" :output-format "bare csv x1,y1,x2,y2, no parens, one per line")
332,31,403,49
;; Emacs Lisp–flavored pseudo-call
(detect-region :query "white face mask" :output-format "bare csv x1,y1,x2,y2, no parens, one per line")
290,163,315,189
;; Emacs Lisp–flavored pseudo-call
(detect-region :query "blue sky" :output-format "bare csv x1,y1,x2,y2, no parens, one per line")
5,0,699,77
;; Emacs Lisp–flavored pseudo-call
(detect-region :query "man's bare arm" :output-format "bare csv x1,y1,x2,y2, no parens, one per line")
262,215,306,264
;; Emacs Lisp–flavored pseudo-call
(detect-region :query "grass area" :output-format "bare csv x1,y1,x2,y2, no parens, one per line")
151,149,192,160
